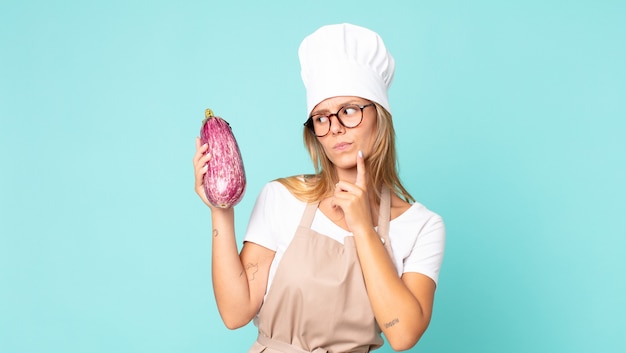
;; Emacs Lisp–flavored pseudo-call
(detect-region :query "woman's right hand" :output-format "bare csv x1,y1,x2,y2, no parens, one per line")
193,137,213,208
194,136,275,328
195,134,274,328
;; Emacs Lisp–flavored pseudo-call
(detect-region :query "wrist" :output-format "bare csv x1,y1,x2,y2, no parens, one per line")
211,206,234,215
351,224,378,239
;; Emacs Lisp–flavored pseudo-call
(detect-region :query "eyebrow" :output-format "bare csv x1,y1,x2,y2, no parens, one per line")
310,100,369,116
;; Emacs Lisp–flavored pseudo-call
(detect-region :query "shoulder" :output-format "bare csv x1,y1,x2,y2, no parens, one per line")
257,179,309,210
246,180,307,235
391,200,445,240
391,192,443,226
408,202,444,230
259,180,298,202
390,200,446,282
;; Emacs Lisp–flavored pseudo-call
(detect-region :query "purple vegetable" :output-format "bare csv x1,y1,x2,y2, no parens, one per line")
200,108,246,208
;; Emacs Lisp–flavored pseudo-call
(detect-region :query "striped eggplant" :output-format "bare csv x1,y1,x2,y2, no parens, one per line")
200,108,246,208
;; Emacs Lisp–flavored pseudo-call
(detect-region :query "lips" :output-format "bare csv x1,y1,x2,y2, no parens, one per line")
333,142,352,151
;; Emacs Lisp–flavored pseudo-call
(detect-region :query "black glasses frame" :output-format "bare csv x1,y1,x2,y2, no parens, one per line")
303,103,375,137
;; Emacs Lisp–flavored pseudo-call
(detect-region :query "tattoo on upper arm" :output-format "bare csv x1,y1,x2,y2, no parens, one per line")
240,262,258,281
212,229,218,237
384,318,400,328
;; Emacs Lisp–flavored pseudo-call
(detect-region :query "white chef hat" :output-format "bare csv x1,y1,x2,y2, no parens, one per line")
298,23,395,117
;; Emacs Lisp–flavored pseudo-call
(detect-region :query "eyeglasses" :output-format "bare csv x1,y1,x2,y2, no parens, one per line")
304,103,375,137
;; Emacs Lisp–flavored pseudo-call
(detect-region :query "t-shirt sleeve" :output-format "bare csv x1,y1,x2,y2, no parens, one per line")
402,214,446,285
243,183,279,251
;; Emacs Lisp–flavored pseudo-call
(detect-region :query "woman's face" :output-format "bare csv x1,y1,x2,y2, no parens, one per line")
310,96,378,172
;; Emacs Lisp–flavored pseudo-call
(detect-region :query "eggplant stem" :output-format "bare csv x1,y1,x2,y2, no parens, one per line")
202,108,215,126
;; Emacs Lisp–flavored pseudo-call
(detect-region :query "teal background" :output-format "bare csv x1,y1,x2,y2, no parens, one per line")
1,0,625,352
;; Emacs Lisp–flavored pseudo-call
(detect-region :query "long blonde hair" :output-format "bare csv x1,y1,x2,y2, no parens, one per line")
276,103,415,205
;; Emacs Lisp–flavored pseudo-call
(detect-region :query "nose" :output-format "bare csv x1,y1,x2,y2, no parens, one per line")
328,114,345,135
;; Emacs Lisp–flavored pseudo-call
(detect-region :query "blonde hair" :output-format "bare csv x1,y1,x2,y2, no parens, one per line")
276,103,415,205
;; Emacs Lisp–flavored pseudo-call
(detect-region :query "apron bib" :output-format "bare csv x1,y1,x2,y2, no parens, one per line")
249,187,393,353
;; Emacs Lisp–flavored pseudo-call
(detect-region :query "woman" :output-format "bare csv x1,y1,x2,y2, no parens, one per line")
193,23,445,352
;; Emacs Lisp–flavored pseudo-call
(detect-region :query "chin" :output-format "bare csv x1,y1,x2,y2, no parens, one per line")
330,157,357,170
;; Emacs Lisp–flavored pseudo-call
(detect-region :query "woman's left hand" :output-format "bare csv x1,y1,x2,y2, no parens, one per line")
332,151,373,234
334,155,437,351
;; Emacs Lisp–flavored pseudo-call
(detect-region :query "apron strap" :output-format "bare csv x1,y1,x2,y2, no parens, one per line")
298,201,320,228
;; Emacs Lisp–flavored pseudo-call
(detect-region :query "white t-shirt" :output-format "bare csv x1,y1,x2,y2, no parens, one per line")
243,181,446,293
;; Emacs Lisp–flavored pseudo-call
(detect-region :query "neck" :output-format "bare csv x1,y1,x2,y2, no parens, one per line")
335,166,357,184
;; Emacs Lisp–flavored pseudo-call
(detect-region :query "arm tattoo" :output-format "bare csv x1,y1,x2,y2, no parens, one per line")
384,318,400,329
240,262,258,281
212,229,219,237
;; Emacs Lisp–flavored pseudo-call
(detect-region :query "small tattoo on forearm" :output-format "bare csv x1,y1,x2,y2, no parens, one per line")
384,318,399,328
242,262,258,281
212,229,219,237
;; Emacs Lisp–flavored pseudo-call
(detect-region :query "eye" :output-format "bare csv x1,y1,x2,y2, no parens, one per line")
312,115,329,124
342,105,359,116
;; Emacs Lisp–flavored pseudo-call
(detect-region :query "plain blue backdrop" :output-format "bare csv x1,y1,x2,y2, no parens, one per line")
1,1,625,352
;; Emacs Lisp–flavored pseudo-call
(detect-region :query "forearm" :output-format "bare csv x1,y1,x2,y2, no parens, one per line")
210,208,255,328
353,228,431,350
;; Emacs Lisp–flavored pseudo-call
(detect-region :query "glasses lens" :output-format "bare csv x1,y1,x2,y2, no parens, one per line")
310,116,330,136
307,104,366,136
338,105,363,127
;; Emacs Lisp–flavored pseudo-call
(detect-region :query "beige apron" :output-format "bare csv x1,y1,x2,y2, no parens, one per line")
248,187,394,353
